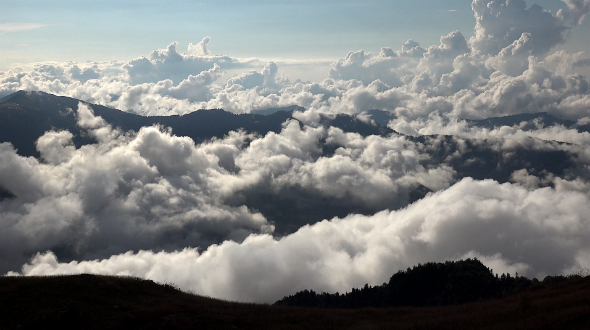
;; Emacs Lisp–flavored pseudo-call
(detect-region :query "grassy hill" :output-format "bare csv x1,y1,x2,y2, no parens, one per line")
1,273,590,330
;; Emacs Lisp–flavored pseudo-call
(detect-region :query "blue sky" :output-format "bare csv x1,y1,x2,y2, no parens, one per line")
2,0,587,72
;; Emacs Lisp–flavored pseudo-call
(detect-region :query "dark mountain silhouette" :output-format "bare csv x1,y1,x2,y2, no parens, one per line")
0,91,292,158
0,91,392,159
467,112,579,131
361,109,397,127
412,135,575,183
2,260,590,329
275,258,537,309
320,113,393,136
251,105,304,115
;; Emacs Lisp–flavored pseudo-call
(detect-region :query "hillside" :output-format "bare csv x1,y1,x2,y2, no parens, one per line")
1,271,590,330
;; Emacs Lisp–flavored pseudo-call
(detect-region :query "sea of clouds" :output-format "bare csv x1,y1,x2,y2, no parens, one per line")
2,0,590,303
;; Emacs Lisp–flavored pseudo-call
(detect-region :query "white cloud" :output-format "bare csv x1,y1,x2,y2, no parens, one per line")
0,103,275,272
0,23,48,34
187,36,212,56
1,7,589,118
0,100,465,273
470,0,567,56
16,178,590,302
487,33,535,76
123,41,258,86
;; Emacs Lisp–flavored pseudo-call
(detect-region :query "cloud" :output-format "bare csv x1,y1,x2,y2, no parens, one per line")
470,0,567,56
15,178,590,303
486,33,535,76
225,62,281,92
0,23,48,34
187,36,212,56
0,103,274,273
328,41,425,87
0,100,462,273
1,2,589,119
123,40,258,85
5,99,588,299
69,65,100,83
559,0,590,25
162,63,223,102
419,31,470,79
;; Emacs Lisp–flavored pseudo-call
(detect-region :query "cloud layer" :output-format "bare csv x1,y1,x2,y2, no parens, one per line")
16,178,590,303
1,0,589,121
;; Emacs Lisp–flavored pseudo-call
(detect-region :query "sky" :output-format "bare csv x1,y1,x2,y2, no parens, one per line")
2,0,590,304
1,0,589,80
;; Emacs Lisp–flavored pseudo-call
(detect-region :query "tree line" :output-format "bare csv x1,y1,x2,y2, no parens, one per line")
275,259,573,308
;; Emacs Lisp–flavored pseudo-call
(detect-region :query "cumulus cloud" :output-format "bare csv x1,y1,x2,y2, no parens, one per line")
487,33,535,76
0,101,466,273
162,63,223,102
122,39,263,86
15,178,590,303
69,64,101,83
419,31,470,79
559,0,590,25
470,0,567,56
0,103,274,273
2,1,589,119
225,62,282,92
187,36,212,56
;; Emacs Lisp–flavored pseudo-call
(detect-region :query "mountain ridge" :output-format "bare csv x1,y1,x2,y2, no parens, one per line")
0,91,391,158
2,259,589,329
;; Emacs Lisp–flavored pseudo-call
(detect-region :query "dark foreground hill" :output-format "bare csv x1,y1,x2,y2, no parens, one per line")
2,271,590,330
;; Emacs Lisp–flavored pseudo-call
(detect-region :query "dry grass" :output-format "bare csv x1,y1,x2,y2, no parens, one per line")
1,274,590,329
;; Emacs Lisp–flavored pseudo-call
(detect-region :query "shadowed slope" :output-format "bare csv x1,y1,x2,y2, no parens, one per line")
1,270,590,329
0,91,293,158
0,91,391,159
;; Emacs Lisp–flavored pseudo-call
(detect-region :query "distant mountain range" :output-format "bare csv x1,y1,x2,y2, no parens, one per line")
2,91,583,160
468,112,590,132
0,91,391,159
0,91,581,234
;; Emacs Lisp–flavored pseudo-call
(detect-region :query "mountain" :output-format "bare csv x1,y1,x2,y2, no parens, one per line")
2,261,589,330
251,105,305,115
0,91,581,235
467,112,580,131
361,109,397,127
0,91,291,158
0,91,391,158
